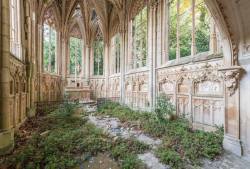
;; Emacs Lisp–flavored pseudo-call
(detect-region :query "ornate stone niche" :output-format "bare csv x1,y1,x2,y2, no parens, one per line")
192,78,224,131
158,78,175,104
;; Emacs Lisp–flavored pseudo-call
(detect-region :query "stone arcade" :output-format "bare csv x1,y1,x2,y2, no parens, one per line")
0,0,250,159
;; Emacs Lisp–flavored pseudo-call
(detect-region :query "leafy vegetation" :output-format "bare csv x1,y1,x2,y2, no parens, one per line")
97,101,224,168
0,103,149,169
155,93,176,121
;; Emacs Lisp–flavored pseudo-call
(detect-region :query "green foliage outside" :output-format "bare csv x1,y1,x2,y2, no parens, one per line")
132,7,147,68
169,0,210,60
97,101,224,168
93,38,104,75
43,24,56,73
0,103,149,169
69,37,82,75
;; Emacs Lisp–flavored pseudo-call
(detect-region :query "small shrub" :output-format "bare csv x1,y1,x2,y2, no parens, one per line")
155,93,176,121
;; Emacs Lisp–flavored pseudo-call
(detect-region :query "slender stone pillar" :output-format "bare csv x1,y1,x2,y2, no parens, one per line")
120,30,126,104
85,45,90,84
209,19,217,54
61,38,67,79
0,0,14,155
104,43,110,98
148,3,157,110
191,0,196,56
176,0,180,61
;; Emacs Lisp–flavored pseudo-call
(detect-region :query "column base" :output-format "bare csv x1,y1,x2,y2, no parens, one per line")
0,129,14,155
223,135,242,156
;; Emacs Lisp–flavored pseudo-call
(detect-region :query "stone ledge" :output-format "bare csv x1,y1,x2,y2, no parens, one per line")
0,129,14,155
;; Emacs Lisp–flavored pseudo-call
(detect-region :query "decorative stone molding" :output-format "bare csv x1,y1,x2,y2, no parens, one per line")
219,66,243,96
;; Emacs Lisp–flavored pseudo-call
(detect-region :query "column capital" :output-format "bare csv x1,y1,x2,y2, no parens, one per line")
219,66,243,96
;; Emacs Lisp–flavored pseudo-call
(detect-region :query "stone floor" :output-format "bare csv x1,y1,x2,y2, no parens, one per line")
88,114,250,169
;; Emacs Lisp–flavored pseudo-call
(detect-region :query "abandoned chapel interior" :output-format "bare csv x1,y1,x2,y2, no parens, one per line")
1,0,250,168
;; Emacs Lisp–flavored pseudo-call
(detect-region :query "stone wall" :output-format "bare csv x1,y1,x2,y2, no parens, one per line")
39,74,63,102
90,77,106,99
156,55,224,131
125,69,150,111
9,56,28,128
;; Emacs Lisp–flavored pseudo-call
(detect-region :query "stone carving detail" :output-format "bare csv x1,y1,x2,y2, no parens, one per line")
157,60,224,131
124,71,149,110
219,66,242,96
90,78,106,99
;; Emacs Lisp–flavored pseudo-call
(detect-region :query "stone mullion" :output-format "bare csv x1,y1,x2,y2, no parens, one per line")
209,19,217,54
163,0,169,64
176,0,180,61
156,2,162,67
0,0,14,154
191,0,196,56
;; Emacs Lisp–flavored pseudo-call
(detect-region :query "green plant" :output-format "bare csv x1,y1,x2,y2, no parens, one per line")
97,101,224,167
155,93,176,121
156,148,184,169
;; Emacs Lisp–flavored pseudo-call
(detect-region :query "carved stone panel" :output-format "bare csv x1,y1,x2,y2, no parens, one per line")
195,80,223,96
192,98,224,131
177,96,189,118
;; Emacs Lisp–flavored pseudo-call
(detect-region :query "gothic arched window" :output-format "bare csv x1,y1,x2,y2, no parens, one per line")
93,28,104,76
43,23,57,73
10,0,22,59
111,34,121,74
69,37,82,75
168,0,211,60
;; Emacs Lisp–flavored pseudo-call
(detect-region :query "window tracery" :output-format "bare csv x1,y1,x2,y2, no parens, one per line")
43,23,57,73
69,37,82,75
168,0,211,60
93,28,104,76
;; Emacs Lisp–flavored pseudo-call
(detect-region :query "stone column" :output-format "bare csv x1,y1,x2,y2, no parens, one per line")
61,38,67,79
85,45,90,84
90,47,94,77
219,66,243,156
162,0,169,63
104,43,110,98
148,3,157,110
56,31,61,75
0,0,14,155
120,29,126,104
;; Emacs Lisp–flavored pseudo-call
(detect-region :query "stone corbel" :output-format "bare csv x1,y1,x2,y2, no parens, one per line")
219,66,243,96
